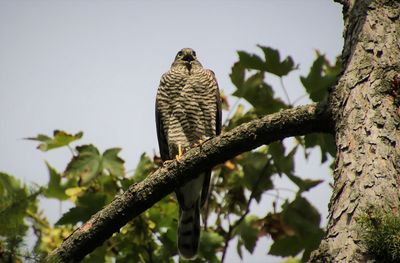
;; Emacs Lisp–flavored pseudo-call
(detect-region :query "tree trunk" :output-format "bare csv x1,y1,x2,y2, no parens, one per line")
311,0,400,262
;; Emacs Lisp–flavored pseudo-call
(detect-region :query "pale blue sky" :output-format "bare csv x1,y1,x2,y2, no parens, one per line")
0,1,343,262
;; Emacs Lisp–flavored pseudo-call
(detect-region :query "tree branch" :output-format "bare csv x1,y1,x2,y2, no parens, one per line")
47,102,331,262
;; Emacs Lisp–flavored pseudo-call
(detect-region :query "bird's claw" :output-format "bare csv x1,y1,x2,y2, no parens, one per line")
163,160,174,166
175,144,184,161
192,139,204,148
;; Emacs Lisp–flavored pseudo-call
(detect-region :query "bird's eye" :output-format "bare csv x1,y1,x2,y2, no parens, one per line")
192,51,196,57
177,51,183,56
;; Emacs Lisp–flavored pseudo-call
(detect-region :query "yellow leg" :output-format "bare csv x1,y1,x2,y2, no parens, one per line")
175,144,183,161
163,160,174,165
192,139,204,148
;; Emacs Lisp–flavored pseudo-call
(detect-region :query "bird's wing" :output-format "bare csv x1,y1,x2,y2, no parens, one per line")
215,81,222,136
200,70,222,207
155,82,170,161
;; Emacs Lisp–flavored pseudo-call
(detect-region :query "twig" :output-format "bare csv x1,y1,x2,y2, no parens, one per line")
203,169,220,230
221,159,270,262
67,145,77,157
222,98,242,127
280,77,292,106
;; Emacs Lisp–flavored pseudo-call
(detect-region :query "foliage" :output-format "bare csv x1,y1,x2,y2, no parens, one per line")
358,209,400,263
300,51,341,102
0,172,42,262
26,130,83,152
0,45,339,262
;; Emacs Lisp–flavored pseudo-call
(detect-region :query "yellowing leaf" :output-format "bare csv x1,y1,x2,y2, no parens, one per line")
65,187,86,202
224,160,236,170
148,220,156,230
44,162,75,200
102,148,125,177
26,130,83,152
64,145,101,185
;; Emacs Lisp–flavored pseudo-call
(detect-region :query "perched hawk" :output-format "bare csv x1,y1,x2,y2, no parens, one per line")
155,48,222,259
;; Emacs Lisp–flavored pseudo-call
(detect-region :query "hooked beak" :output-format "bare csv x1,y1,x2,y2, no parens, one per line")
182,54,194,62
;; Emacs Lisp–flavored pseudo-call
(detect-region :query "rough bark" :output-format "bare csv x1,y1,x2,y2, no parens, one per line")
310,0,400,262
47,103,331,262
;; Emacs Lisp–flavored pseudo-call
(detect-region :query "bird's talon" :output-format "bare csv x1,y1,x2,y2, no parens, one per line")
175,144,184,161
163,160,174,166
192,139,204,148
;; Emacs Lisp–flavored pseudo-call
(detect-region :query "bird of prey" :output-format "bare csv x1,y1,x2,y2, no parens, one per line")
155,48,222,259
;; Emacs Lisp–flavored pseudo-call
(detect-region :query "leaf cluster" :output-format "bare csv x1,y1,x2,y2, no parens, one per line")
0,172,42,262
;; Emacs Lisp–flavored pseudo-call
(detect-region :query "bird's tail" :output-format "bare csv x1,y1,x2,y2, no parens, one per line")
177,199,200,259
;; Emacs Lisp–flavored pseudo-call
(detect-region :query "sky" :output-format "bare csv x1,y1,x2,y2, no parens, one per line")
0,1,343,262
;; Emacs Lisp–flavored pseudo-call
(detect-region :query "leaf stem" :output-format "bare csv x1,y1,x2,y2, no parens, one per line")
222,98,242,128
292,94,308,105
67,145,77,157
280,77,292,106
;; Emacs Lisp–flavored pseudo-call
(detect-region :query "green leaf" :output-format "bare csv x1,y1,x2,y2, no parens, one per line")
235,46,296,77
258,45,297,77
133,153,157,183
0,172,31,237
225,183,247,215
286,174,323,193
82,243,107,263
102,148,125,177
238,150,274,201
301,230,325,261
300,53,341,102
230,47,293,116
65,144,102,185
282,196,321,237
148,197,178,230
147,197,178,256
56,192,107,225
225,105,258,131
269,197,324,260
235,215,259,253
26,130,83,151
65,145,126,185
198,231,224,261
237,51,266,71
232,73,287,114
120,177,135,191
304,133,336,163
269,142,295,176
269,235,303,257
44,162,73,200
280,258,302,263
281,196,324,261
55,206,85,225
230,61,245,88
0,172,22,197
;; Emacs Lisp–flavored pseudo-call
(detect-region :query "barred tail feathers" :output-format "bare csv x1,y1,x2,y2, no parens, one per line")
177,199,200,259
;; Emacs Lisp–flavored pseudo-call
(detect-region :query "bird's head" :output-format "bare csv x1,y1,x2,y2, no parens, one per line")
172,48,202,69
